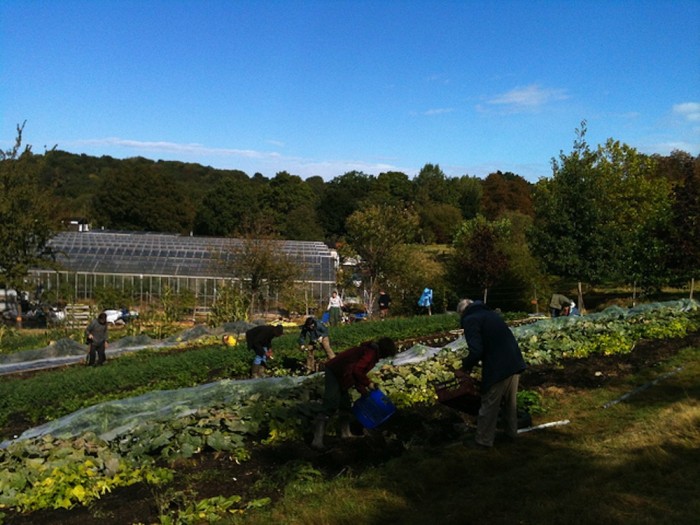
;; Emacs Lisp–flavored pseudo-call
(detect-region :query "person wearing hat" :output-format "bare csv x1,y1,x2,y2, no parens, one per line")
457,298,526,448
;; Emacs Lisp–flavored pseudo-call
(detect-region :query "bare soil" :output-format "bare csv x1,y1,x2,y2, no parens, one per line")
4,331,698,525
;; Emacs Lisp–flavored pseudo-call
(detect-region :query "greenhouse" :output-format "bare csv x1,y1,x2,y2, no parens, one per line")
29,231,338,308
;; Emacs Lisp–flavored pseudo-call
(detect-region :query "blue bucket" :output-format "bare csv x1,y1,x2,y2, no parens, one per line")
321,311,330,324
352,389,397,429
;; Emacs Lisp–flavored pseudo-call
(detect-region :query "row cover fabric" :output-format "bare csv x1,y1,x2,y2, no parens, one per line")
1,299,696,448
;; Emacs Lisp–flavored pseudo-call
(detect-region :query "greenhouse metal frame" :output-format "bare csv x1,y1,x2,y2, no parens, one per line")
29,231,338,309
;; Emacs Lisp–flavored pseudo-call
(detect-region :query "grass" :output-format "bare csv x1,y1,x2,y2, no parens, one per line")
228,346,700,525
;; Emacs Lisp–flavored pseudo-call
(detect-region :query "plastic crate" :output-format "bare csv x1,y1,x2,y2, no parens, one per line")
352,389,397,429
435,371,481,415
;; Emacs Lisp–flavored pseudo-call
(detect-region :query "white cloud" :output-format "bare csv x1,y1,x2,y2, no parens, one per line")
673,102,700,122
75,137,278,159
70,137,408,180
423,108,455,116
484,84,569,112
649,141,700,156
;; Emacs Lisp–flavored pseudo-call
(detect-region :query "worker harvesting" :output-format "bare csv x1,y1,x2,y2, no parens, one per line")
245,324,284,378
311,337,397,449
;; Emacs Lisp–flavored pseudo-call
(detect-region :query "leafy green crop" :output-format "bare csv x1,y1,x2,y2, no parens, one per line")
0,301,697,515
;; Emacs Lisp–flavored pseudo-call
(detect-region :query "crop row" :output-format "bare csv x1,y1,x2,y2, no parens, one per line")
0,301,698,518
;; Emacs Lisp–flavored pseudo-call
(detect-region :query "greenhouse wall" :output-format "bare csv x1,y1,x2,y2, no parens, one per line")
27,231,339,313
29,270,337,311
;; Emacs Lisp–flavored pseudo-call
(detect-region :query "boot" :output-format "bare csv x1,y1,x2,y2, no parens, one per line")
311,415,327,449
339,411,356,439
305,347,316,373
251,364,264,378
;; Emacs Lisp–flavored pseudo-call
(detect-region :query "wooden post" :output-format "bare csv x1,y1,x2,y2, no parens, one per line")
690,278,695,300
577,281,585,314
533,285,539,314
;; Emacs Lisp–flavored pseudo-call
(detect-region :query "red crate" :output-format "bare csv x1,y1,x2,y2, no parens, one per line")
435,370,481,415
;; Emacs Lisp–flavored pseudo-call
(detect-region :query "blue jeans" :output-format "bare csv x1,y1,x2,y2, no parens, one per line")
253,348,269,366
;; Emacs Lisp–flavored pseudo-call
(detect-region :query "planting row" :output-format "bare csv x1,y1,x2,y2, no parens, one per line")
0,300,698,518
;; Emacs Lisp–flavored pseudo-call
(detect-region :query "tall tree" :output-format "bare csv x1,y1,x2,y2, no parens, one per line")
414,163,454,206
481,171,534,219
414,164,462,242
0,123,58,312
418,203,462,244
450,215,511,303
369,171,414,206
662,151,700,285
345,204,419,314
261,171,323,240
317,171,375,242
453,175,483,220
224,224,304,317
193,172,261,236
530,122,672,288
92,160,195,233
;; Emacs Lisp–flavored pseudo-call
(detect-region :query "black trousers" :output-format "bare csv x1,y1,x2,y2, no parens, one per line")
87,342,106,366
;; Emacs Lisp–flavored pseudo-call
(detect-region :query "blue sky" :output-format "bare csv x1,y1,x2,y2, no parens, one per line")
2,1,699,182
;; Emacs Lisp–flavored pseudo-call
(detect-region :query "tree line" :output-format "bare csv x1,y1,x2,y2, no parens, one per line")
1,121,699,314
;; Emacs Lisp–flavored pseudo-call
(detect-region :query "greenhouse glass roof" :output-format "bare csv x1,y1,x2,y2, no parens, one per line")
43,231,337,282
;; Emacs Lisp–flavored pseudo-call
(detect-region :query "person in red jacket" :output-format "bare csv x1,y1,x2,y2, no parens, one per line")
311,337,397,449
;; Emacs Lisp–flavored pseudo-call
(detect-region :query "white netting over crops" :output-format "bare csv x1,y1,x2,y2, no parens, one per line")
0,321,259,375
391,299,698,366
1,299,696,448
1,375,312,448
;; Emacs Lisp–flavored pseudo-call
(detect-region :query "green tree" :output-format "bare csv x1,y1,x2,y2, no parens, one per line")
481,171,534,219
345,204,420,314
193,172,262,236
450,215,511,303
224,225,305,316
385,245,448,315
414,164,462,242
414,163,455,206
453,175,483,220
660,151,700,285
317,171,376,242
367,171,414,207
496,212,549,311
92,160,195,233
530,122,672,289
261,171,323,240
0,123,58,303
418,203,462,244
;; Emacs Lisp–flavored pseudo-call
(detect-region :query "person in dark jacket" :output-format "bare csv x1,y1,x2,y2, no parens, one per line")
85,312,109,366
458,299,526,448
298,316,335,366
311,337,397,449
378,290,391,319
245,324,284,377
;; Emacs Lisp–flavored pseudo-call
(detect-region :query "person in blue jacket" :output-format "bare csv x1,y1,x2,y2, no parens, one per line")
457,298,526,448
299,317,335,370
418,287,433,315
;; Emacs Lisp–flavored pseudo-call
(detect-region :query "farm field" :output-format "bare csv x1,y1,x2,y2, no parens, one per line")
1,303,699,525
